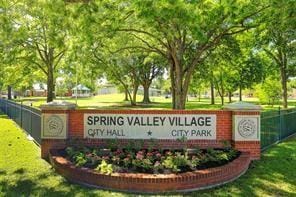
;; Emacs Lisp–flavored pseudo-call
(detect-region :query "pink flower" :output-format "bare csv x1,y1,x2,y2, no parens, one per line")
147,152,153,157
156,153,162,158
136,153,144,160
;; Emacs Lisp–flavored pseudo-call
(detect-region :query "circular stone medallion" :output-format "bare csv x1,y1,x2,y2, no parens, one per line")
46,115,64,136
238,119,256,138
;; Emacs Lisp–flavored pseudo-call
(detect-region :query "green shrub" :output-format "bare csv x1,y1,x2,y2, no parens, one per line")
162,156,179,172
255,77,282,106
162,153,189,172
74,153,87,167
95,160,113,175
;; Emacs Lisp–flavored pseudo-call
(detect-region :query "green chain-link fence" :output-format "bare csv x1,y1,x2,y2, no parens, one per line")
261,107,296,150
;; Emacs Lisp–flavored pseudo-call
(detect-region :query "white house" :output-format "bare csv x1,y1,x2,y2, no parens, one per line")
97,84,118,95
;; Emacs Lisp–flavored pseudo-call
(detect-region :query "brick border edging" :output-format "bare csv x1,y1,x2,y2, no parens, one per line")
49,150,251,193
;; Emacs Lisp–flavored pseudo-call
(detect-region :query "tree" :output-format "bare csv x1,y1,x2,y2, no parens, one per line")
258,0,296,108
115,0,268,109
255,76,282,106
236,54,265,101
4,0,69,102
138,54,165,104
189,65,209,102
93,49,143,106
212,63,238,105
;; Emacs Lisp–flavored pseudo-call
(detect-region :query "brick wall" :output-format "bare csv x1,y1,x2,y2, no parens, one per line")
41,109,260,160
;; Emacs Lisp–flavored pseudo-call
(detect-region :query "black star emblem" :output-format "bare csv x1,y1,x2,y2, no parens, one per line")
147,130,152,136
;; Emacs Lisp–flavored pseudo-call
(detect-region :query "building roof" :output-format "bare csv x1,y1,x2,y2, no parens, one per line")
72,84,90,91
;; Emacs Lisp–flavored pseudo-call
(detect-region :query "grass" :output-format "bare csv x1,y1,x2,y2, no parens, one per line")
14,94,296,111
0,112,296,196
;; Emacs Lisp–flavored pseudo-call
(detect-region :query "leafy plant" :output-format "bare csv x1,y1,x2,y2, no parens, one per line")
65,147,79,159
132,158,153,172
227,149,239,160
95,160,113,175
74,153,87,167
162,156,179,172
190,156,201,168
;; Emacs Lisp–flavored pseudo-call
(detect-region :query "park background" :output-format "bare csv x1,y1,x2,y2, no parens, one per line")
0,0,295,196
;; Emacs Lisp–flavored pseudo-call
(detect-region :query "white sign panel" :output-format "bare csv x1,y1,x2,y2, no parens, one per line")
84,114,216,140
233,115,260,141
42,114,68,139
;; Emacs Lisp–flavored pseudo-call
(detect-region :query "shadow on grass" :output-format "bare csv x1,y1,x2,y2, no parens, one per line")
13,168,26,175
189,137,296,196
0,168,119,197
0,178,70,197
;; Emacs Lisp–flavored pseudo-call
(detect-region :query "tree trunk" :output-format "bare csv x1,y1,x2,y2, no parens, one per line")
174,91,187,109
53,82,56,99
170,67,176,109
127,90,135,106
47,66,54,103
280,66,288,108
124,89,129,101
173,71,188,109
228,91,232,103
132,84,139,105
8,85,12,100
221,84,224,106
142,84,151,104
210,80,215,105
198,90,201,102
239,84,242,101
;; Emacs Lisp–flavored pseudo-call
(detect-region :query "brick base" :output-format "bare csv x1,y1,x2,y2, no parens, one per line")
49,149,251,193
232,141,260,160
41,139,67,159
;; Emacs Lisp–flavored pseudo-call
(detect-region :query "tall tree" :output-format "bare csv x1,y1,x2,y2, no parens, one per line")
258,0,296,108
115,0,268,109
4,0,69,102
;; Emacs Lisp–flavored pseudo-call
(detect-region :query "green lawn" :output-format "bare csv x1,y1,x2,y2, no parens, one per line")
15,94,296,111
0,112,296,196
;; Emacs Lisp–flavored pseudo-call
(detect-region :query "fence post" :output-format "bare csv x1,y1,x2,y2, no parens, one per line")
30,105,33,136
20,101,23,128
279,106,282,141
5,100,7,114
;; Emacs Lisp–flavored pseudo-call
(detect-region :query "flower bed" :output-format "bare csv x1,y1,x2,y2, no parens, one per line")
63,146,240,175
49,149,251,193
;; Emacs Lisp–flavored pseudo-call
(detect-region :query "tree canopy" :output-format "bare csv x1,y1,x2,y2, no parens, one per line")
0,0,295,108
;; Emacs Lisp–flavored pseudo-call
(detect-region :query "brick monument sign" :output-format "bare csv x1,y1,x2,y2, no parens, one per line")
40,101,261,160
